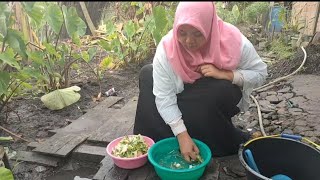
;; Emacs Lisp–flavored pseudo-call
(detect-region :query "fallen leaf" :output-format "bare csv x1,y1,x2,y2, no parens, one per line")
41,86,81,110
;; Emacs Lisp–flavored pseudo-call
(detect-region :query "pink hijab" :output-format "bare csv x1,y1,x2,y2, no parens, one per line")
162,2,243,83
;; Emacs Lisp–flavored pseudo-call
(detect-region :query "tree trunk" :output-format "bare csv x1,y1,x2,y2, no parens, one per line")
60,1,111,38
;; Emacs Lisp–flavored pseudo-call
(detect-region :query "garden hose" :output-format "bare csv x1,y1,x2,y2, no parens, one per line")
244,134,320,150
250,46,307,137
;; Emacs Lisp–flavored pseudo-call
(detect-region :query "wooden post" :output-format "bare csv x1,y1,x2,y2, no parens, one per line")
79,2,97,36
313,2,320,35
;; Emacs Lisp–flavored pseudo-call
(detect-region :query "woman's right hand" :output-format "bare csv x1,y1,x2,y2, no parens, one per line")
177,131,200,162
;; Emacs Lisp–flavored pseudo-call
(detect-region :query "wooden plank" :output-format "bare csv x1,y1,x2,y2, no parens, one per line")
127,163,153,180
27,142,41,149
53,96,123,134
88,97,138,144
33,133,87,157
11,151,61,167
201,158,220,180
93,155,129,180
55,134,87,157
72,144,106,163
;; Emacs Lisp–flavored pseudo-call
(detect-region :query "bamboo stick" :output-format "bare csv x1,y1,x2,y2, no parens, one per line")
79,2,97,36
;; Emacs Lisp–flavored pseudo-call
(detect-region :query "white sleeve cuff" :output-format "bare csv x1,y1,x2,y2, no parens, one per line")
232,70,244,87
168,118,187,136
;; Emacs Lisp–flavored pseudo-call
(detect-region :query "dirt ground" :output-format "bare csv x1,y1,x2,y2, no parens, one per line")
0,58,150,179
1,33,320,179
269,44,320,79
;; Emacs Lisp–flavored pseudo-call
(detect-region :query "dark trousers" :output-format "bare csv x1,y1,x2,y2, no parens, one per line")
133,64,250,157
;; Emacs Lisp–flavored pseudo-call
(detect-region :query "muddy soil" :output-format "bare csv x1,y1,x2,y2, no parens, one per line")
269,44,320,79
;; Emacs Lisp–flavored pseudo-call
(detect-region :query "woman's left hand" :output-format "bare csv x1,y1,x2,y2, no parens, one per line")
197,64,234,81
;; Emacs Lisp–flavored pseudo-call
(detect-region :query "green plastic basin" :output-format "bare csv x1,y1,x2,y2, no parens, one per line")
148,137,212,180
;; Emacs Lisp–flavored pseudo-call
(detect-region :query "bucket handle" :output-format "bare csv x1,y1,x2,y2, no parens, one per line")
281,133,320,150
245,134,320,150
281,133,302,141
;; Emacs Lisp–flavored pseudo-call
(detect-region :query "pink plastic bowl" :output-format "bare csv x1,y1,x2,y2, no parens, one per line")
106,135,155,169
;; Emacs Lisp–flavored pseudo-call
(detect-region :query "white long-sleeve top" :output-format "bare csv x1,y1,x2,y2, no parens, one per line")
152,34,268,136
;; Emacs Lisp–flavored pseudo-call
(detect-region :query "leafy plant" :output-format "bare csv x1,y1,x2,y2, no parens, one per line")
243,2,269,24
216,2,242,25
269,36,294,60
0,167,14,180
0,2,90,114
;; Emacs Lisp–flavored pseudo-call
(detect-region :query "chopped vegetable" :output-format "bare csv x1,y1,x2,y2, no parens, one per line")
112,134,149,158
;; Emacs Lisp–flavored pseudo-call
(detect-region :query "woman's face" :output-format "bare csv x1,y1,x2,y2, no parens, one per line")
177,24,206,52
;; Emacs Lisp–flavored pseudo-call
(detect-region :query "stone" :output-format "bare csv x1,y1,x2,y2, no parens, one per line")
265,126,277,132
260,107,275,113
35,166,47,173
258,100,271,107
271,115,278,120
267,91,277,95
259,92,268,99
277,87,291,93
266,95,280,104
282,129,294,134
263,119,270,126
302,131,316,137
277,108,287,115
293,126,312,134
282,121,294,129
288,108,303,115
276,101,287,108
313,125,320,131
282,93,294,99
277,95,285,101
289,96,308,107
295,120,307,126
246,120,258,129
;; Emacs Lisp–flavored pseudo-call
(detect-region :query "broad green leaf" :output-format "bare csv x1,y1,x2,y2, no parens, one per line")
81,51,89,62
0,48,20,69
26,51,45,65
0,2,10,17
40,86,81,110
5,29,27,59
20,67,42,79
124,20,135,40
21,2,35,12
62,5,87,38
71,52,81,59
0,71,10,95
71,33,81,46
88,47,97,62
20,82,33,89
0,167,14,180
105,21,115,34
152,28,163,46
232,5,240,23
43,42,58,57
0,14,7,38
21,2,45,27
45,4,63,34
99,56,112,70
153,6,168,34
98,40,112,51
